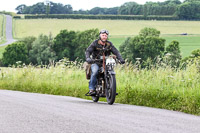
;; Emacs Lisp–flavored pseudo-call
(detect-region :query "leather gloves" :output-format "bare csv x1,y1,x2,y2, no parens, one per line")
120,59,125,64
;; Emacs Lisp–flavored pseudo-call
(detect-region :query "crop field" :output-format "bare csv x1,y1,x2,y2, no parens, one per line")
0,14,6,44
13,19,200,37
0,15,3,37
13,19,200,58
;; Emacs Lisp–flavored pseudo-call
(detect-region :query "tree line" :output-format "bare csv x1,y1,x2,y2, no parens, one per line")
1,27,199,68
15,0,200,20
1,29,99,66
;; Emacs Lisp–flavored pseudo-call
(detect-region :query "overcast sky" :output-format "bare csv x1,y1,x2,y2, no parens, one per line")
0,0,183,12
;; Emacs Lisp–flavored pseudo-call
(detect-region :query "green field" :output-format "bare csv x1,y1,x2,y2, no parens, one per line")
0,14,6,44
13,19,200,37
0,15,3,37
109,35,200,58
0,14,6,58
13,19,200,58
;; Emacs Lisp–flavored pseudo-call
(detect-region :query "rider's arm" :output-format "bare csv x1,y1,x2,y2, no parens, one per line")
85,41,95,59
110,42,123,61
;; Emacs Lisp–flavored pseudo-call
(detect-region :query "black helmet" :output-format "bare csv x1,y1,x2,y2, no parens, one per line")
99,29,109,35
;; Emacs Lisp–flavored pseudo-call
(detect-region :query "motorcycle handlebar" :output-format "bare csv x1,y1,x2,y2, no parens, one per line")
92,58,122,64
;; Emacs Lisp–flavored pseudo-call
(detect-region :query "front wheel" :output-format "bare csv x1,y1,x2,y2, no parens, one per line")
105,74,116,105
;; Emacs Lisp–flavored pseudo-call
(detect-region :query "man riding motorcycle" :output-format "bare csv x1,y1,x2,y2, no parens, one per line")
85,29,125,95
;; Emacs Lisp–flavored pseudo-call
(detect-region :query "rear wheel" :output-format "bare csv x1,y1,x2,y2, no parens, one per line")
105,74,116,105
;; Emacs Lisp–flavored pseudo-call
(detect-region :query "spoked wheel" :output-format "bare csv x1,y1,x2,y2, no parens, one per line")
105,74,116,105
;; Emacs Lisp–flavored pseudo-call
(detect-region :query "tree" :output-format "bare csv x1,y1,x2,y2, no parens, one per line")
139,27,160,37
50,2,73,14
45,2,50,16
74,9,89,14
2,42,28,66
15,4,26,14
29,2,46,14
89,7,105,15
118,2,143,15
191,49,200,57
29,34,57,65
63,4,73,14
143,0,181,16
52,30,77,61
104,7,119,15
165,40,182,67
16,2,73,14
182,48,200,66
184,0,200,2
119,28,165,66
176,1,200,19
74,29,99,61
19,36,36,56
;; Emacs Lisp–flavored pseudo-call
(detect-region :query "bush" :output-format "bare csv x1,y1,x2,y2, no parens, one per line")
52,30,77,61
164,40,182,68
13,16,21,19
2,42,28,66
29,34,57,65
19,36,37,58
119,27,165,67
52,29,99,61
176,1,200,20
74,29,99,61
182,49,200,64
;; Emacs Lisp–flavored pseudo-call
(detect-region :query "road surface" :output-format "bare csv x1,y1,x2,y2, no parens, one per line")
0,15,16,46
0,90,200,133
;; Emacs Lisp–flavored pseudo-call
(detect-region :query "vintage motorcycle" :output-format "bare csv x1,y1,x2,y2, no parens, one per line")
85,55,118,105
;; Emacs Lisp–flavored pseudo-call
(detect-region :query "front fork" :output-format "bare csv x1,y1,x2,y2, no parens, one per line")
104,66,115,90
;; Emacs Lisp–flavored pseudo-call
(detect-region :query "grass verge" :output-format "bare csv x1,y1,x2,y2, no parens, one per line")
0,61,200,115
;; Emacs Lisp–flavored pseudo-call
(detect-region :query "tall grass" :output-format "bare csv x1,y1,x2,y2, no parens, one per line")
0,59,200,115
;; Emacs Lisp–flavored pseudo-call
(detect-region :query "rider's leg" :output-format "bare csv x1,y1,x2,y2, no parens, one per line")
89,63,99,91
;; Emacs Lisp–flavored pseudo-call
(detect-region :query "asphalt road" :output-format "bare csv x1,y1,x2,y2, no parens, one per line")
0,90,200,133
0,15,16,46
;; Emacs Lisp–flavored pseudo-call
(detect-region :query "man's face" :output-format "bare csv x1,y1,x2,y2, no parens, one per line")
100,33,108,42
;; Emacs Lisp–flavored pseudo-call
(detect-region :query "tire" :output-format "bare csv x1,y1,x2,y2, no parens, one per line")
105,74,116,105
92,95,99,102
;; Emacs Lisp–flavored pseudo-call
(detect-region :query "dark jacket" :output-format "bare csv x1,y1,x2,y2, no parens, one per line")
85,39,123,64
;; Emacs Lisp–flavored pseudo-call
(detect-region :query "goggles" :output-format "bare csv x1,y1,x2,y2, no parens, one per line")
99,29,109,35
